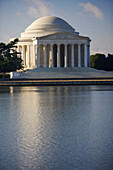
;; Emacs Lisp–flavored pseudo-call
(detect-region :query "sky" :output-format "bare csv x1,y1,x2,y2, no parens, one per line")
0,0,113,55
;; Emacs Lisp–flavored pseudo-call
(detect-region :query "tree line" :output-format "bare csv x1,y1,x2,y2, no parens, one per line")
0,38,23,74
90,53,113,71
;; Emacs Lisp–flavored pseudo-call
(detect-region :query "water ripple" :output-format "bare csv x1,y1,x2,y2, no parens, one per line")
0,86,113,169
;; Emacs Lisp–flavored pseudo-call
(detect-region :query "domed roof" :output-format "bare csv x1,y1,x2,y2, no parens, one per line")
25,16,75,34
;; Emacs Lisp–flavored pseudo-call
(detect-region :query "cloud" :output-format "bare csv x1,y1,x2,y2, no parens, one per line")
27,6,39,18
16,10,28,21
79,2,103,19
25,0,53,19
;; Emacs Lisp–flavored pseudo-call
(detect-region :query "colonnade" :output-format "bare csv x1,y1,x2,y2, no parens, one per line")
37,43,88,68
17,45,34,68
17,43,89,69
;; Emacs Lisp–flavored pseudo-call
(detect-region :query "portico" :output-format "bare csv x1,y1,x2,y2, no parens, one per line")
35,42,89,68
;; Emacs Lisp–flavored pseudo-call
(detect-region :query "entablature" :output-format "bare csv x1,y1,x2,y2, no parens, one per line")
37,39,88,45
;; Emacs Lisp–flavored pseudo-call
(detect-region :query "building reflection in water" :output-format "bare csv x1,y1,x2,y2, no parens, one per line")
7,86,92,168
0,85,113,169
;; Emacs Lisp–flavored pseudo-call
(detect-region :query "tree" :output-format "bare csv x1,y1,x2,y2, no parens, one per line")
90,53,106,70
90,54,96,68
94,53,106,70
0,38,23,73
106,53,113,71
90,53,113,71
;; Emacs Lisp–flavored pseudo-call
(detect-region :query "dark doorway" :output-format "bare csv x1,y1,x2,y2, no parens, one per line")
53,44,57,67
67,44,71,67
60,44,64,67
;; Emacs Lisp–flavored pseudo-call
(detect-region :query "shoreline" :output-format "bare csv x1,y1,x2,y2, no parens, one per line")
0,68,113,86
0,77,113,86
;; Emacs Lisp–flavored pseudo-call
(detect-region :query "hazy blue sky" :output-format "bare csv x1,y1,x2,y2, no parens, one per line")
0,0,113,55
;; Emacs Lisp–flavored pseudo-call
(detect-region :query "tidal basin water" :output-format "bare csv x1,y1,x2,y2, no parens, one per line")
0,85,113,170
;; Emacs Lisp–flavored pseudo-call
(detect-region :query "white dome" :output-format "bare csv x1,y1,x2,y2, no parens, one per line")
21,16,76,38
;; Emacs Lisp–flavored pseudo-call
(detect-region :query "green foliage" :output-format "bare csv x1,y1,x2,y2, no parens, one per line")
90,55,96,68
90,53,113,71
0,38,23,73
106,54,113,71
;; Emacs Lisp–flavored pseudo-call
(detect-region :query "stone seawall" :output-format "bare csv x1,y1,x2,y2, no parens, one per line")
0,77,113,86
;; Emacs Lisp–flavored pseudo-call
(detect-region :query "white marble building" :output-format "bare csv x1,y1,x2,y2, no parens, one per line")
13,16,91,69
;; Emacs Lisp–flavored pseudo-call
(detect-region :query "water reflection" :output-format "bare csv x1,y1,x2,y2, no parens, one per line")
0,86,113,169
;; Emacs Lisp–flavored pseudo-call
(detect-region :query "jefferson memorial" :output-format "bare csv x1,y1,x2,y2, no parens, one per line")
14,16,91,69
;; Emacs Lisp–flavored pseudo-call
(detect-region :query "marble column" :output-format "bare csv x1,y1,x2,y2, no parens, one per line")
64,44,67,67
57,44,60,67
84,44,87,67
33,45,36,67
17,46,20,58
43,44,47,67
78,44,81,67
22,45,26,67
17,45,19,53
71,44,74,67
24,46,26,67
22,45,24,60
19,46,21,56
50,44,53,67
37,45,40,67
27,45,30,68
35,45,37,67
